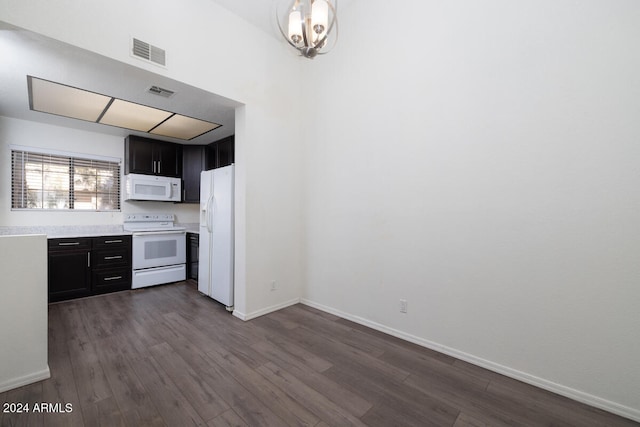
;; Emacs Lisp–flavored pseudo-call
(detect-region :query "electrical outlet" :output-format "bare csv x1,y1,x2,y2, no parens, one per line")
400,299,408,313
270,280,277,291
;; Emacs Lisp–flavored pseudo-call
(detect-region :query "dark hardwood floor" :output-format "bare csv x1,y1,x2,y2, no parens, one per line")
1,282,637,427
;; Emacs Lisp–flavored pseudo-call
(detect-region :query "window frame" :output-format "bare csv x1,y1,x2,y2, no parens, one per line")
10,145,121,212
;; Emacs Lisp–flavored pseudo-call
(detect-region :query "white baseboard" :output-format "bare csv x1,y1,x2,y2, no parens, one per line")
300,298,640,423
0,367,51,394
233,297,301,321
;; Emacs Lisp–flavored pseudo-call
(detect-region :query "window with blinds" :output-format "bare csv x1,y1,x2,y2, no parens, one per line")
11,149,120,211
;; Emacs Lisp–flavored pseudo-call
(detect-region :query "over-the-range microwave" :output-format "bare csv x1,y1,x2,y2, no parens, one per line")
124,173,181,202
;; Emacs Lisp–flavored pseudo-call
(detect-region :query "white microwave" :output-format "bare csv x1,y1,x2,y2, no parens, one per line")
124,173,181,202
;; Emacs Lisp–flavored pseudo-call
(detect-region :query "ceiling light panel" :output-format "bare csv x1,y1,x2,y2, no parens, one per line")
150,114,221,140
27,76,222,140
99,99,173,132
29,77,111,122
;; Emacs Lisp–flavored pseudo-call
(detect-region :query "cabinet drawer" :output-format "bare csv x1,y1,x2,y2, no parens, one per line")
92,268,131,294
92,248,131,268
48,238,91,251
93,235,131,248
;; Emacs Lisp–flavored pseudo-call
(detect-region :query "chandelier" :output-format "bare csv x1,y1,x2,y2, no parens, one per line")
277,0,338,59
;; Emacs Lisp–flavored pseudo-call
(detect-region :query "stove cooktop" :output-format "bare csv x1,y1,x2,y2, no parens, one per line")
122,213,184,232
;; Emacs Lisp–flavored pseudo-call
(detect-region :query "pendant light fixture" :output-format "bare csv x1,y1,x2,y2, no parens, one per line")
277,0,338,59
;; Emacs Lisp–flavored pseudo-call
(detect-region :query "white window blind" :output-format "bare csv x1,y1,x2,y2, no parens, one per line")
11,149,121,211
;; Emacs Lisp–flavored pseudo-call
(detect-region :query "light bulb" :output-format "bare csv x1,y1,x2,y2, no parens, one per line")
288,10,303,44
311,0,329,36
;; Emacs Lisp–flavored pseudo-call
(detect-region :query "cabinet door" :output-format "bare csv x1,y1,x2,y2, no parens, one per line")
125,135,155,175
48,249,91,302
156,141,182,178
207,135,234,170
125,135,182,177
205,143,217,171
187,233,199,281
182,146,206,203
217,136,234,168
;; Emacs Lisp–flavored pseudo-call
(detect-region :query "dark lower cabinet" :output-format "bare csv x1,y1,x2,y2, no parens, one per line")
187,232,199,281
48,238,92,302
91,235,132,295
48,235,132,302
92,268,131,295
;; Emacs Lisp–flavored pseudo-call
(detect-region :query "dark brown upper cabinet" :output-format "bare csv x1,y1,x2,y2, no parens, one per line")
182,145,209,203
207,135,234,169
125,135,182,178
181,135,235,203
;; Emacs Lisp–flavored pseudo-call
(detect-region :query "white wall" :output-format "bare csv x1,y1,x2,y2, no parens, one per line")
0,234,49,392
0,0,306,318
303,0,640,421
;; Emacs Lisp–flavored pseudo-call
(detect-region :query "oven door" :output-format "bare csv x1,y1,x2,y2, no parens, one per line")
132,231,186,270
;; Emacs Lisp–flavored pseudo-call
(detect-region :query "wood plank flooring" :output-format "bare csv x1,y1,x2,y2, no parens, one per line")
1,282,637,427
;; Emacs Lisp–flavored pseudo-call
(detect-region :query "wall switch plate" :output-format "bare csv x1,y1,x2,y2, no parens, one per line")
270,280,277,291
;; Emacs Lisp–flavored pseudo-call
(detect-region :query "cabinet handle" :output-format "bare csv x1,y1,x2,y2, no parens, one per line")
87,252,91,267
104,255,123,260
103,276,123,281
104,239,123,244
59,242,80,246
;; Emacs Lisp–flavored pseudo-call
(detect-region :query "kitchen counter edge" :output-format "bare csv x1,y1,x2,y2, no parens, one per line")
0,226,131,239
1,224,200,238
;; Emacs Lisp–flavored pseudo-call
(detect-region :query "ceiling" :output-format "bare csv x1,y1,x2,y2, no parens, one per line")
0,1,353,145
0,21,240,145
212,0,281,37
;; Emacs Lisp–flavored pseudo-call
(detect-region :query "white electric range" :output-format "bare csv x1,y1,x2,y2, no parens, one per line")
123,213,186,289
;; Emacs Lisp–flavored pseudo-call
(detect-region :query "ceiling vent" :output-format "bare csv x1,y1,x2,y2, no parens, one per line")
132,38,166,67
147,85,175,98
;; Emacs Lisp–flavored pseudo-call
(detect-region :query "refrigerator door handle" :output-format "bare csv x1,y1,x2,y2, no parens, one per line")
206,196,214,233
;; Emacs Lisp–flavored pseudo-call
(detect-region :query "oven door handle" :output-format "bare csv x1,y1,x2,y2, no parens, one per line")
132,231,186,237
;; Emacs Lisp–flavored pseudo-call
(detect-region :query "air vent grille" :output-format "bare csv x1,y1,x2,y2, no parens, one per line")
149,46,166,66
132,38,166,66
147,85,175,98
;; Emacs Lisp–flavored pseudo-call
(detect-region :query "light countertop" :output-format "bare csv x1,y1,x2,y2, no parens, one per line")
0,223,200,238
0,225,128,238
0,223,199,239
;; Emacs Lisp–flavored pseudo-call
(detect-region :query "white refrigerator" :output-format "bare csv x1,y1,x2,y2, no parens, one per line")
198,164,234,310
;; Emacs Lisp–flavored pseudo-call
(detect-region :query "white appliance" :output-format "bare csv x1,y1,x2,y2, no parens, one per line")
124,213,186,289
124,173,181,202
198,165,234,310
